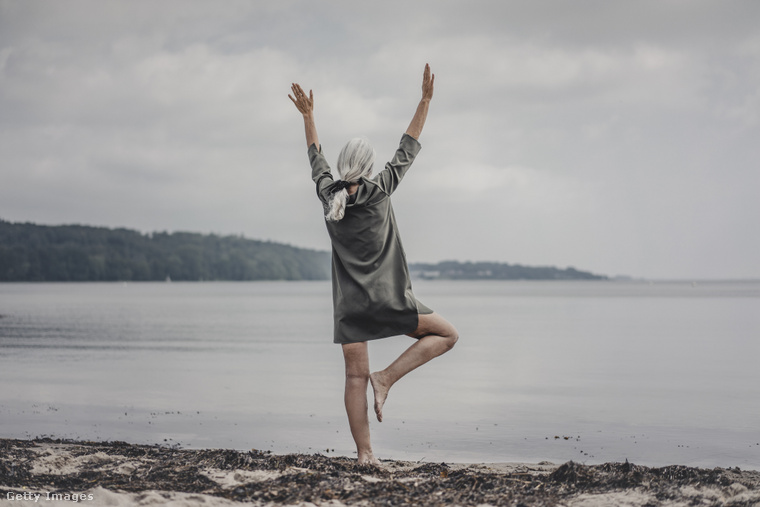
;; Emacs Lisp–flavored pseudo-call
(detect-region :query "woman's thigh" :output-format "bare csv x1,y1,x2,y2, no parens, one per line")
406,312,458,340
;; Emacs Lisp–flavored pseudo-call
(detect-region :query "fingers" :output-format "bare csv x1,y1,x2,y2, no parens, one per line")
422,63,433,88
289,83,312,102
420,64,434,100
289,83,315,115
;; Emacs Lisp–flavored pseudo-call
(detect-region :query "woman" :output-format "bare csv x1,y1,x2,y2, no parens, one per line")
289,64,458,465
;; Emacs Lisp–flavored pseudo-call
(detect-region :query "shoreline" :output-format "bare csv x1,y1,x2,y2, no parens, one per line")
2,438,760,506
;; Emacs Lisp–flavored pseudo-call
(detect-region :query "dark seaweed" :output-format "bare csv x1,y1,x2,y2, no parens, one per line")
2,438,758,506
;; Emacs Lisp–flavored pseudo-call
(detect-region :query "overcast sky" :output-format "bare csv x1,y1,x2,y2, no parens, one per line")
1,1,759,279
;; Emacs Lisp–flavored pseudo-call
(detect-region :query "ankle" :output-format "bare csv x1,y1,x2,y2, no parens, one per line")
372,370,391,387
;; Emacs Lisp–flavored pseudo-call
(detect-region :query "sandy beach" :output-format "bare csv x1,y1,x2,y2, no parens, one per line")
1,438,759,506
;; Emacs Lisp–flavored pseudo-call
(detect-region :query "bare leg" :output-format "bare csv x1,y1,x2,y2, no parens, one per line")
341,341,380,465
370,312,458,422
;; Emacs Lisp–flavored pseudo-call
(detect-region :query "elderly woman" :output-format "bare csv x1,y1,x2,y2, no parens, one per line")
289,64,458,465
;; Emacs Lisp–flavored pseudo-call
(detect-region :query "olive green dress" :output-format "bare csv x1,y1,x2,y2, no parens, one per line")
309,133,432,344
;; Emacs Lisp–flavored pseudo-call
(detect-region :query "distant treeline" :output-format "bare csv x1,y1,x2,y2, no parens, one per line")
409,260,607,280
0,220,330,282
1,220,607,282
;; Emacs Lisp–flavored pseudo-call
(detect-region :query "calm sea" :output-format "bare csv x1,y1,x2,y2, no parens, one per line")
1,280,758,470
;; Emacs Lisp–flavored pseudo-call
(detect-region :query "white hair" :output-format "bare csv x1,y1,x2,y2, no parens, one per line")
325,137,375,221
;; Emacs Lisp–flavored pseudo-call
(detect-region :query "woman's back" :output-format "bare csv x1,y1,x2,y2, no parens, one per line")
309,134,423,344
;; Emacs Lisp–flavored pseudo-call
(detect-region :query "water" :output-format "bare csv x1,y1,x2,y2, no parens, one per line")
1,280,758,470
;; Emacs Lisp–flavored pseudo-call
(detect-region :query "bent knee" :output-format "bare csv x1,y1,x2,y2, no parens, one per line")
444,327,459,349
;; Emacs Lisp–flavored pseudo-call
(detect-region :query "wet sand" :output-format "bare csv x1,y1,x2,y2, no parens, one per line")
1,438,759,506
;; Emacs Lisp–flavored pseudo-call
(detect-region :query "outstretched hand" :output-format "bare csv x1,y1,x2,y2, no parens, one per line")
421,63,434,101
289,83,314,117
290,82,319,147
405,64,434,139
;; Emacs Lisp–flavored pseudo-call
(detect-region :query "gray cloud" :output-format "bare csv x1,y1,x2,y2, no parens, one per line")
1,0,759,278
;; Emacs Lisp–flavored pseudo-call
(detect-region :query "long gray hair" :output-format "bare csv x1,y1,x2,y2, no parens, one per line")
326,137,375,221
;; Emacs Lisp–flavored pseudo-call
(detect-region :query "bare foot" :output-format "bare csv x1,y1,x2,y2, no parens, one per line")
369,371,390,422
357,451,381,465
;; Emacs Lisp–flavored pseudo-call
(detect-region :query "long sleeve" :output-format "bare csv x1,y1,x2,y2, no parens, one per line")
308,143,334,205
372,134,422,196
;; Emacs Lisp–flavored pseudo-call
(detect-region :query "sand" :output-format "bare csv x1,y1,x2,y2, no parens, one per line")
2,438,759,506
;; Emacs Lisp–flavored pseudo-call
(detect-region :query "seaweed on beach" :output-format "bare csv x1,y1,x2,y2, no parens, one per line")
2,438,759,506
548,459,739,491
0,438,38,483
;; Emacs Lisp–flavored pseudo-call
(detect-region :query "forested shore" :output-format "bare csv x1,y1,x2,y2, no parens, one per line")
0,220,330,282
1,220,606,282
410,260,607,280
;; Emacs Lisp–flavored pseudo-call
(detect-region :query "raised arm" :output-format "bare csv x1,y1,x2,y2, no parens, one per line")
289,83,319,148
405,63,435,140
